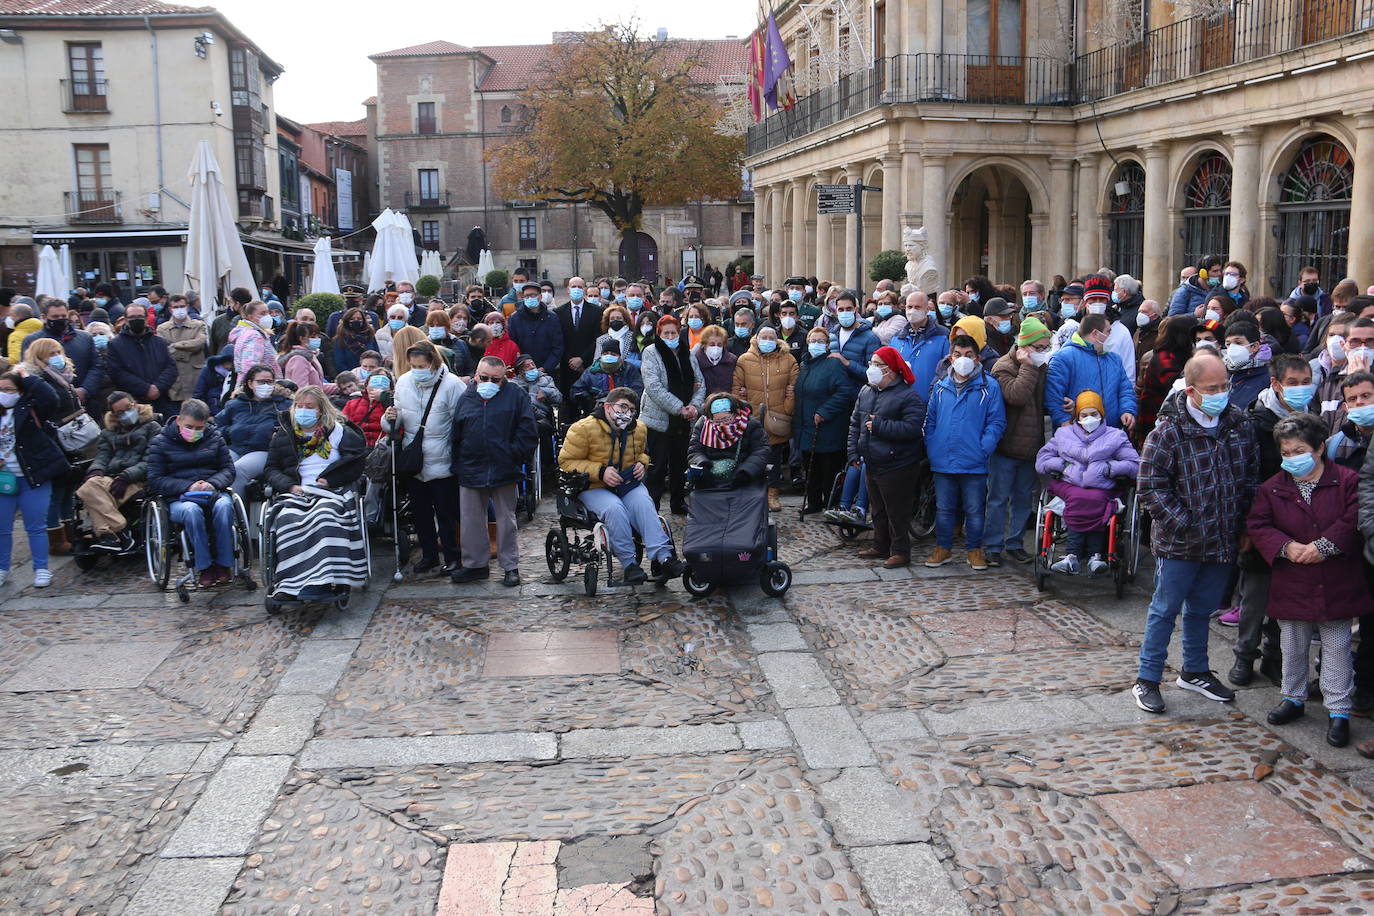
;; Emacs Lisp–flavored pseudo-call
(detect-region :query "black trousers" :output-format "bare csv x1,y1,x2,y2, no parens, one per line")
407,475,460,564
647,423,690,511
803,451,846,514
867,465,916,559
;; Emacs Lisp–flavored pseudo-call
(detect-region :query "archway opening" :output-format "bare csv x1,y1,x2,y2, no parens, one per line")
1182,152,1232,269
950,165,1033,284
1107,162,1145,281
1277,135,1352,293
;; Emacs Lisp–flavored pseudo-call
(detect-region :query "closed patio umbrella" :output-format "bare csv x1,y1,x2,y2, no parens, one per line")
184,140,255,317
34,245,65,299
366,208,421,292
311,236,340,295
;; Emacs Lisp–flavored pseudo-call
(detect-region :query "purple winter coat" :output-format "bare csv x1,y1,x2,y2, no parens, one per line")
1247,461,1374,622
1035,423,1140,489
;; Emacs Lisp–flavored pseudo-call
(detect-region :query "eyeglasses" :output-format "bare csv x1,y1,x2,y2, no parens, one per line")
475,373,505,383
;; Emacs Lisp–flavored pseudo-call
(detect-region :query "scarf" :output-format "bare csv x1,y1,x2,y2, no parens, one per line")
297,424,332,459
699,406,752,449
654,338,693,404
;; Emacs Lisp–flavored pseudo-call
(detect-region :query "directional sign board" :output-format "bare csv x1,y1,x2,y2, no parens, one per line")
817,184,858,215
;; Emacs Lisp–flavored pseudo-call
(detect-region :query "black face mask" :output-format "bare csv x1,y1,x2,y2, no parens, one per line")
126,318,147,334
1303,281,1320,296
45,319,68,335
609,319,625,331
346,320,365,332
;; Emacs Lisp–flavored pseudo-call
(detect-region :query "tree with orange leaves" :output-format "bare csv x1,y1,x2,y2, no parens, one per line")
489,22,745,279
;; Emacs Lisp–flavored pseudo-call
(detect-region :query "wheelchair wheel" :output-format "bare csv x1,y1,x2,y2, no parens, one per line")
264,595,283,615
143,500,171,590
545,529,570,581
583,562,598,597
1033,506,1050,592
760,561,792,597
74,550,100,572
910,477,937,540
837,523,862,541
334,586,352,612
230,492,257,590
682,566,715,597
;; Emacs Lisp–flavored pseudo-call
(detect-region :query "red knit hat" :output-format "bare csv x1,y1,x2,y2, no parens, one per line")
656,314,680,334
873,346,914,385
1083,274,1113,304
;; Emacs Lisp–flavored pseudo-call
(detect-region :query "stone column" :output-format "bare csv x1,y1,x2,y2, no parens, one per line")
790,177,809,280
754,185,769,275
1075,155,1101,277
845,167,862,290
1048,157,1075,284
1029,213,1050,289
922,153,949,290
880,154,902,254
900,149,923,226
1346,114,1374,286
770,184,787,285
814,172,833,284
1227,129,1260,276
1142,145,1171,304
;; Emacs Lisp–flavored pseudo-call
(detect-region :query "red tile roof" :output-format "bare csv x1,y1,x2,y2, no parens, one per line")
370,39,475,60
306,119,367,139
475,38,748,92
362,96,377,106
0,0,209,12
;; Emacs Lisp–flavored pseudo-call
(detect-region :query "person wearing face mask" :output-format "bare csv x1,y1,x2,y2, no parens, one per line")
782,277,816,329
934,290,968,330
508,281,564,380
561,388,682,584
985,318,1054,566
146,398,237,588
962,276,997,317
572,338,643,415
682,303,713,350
376,305,414,364
5,304,42,365
1037,391,1141,576
1220,321,1270,410
1168,255,1224,317
592,304,640,373
77,391,160,552
423,312,474,378
1018,280,1048,322
732,325,798,512
512,352,563,438
556,276,604,420
22,337,85,554
922,335,1006,571
264,386,365,495
1044,313,1138,431
1246,411,1369,748
980,298,1016,356
1132,299,1163,363
230,300,282,383
890,291,949,399
1131,352,1258,715
106,302,177,417
0,363,70,587
866,291,907,347
1050,283,1085,346
827,291,881,386
1288,265,1333,318
1325,372,1374,470
691,324,736,397
1078,276,1137,380
80,320,115,417
1316,317,1374,432
728,308,757,358
795,327,856,515
330,306,381,374
640,315,706,514
1111,274,1145,331
24,300,101,405
151,294,207,409
448,356,538,587
343,369,392,448
214,364,291,501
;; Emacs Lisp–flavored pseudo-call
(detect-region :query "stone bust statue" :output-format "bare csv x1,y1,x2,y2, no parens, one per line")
903,226,939,294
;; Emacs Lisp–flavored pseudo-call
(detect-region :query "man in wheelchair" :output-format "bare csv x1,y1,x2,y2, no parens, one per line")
77,391,161,552
146,398,236,587
558,387,682,585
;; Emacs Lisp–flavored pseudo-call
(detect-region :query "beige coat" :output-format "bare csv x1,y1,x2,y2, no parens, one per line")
156,317,208,401
731,339,798,444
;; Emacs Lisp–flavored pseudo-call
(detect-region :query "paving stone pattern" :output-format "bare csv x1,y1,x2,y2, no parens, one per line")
7,505,1374,913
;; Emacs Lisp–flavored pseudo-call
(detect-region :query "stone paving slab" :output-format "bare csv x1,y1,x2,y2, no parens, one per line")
559,723,742,758
786,705,877,768
0,639,179,691
235,695,325,756
817,767,932,845
300,732,557,768
124,856,244,916
161,755,293,858
848,844,969,916
757,651,841,707
274,638,359,695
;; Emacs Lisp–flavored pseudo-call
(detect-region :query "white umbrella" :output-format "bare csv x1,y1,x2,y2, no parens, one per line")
477,248,495,280
366,208,421,292
423,249,445,278
34,245,65,299
184,140,255,317
361,251,371,286
311,236,340,295
59,244,73,293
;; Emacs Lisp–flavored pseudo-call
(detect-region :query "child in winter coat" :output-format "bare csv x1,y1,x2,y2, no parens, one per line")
1036,390,1140,576
512,352,562,431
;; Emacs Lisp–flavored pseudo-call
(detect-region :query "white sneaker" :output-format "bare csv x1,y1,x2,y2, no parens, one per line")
33,569,52,588
0,570,8,587
1050,553,1079,575
1087,554,1109,576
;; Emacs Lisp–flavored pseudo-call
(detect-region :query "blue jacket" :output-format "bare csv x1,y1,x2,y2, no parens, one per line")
23,327,101,392
146,417,234,497
828,319,881,385
449,380,539,488
106,327,177,401
507,307,564,373
193,347,234,414
214,392,293,453
891,319,949,401
1229,363,1270,412
796,353,856,455
923,369,1006,475
1167,276,1212,316
1044,335,1138,428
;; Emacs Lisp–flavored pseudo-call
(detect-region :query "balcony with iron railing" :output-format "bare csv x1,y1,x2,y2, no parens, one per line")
64,190,121,224
405,190,451,209
747,0,1374,156
61,78,108,113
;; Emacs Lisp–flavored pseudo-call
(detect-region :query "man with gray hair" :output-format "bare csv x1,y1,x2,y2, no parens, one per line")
1112,274,1145,330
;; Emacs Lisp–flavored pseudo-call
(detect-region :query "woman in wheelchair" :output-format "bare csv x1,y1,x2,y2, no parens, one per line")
558,386,682,585
1035,391,1140,576
77,391,160,551
685,393,769,491
264,386,366,494
0,364,71,587
145,399,236,588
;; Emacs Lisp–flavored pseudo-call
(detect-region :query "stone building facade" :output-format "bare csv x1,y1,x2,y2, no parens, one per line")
747,0,1374,300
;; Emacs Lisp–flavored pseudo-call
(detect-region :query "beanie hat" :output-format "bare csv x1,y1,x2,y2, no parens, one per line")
873,346,915,385
952,315,988,351
1083,275,1113,304
1016,316,1051,347
1074,390,1105,418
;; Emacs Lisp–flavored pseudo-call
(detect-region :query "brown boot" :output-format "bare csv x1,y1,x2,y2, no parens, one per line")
924,546,953,567
487,521,498,559
767,488,781,512
967,548,989,571
48,527,71,556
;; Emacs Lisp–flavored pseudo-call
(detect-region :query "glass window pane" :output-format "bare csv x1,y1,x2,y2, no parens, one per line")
968,0,991,56
998,0,1021,57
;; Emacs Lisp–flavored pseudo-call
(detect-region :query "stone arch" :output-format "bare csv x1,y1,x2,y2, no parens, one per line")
1094,155,1144,217
1169,141,1234,210
1261,120,1358,205
944,155,1050,219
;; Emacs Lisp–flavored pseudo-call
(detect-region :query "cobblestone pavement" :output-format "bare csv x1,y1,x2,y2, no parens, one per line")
4,493,1374,914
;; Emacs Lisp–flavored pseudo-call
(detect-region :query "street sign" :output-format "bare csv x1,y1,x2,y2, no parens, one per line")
817,184,857,215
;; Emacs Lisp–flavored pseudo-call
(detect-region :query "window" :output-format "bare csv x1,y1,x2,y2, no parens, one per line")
66,42,106,111
418,169,440,203
740,211,755,247
518,216,537,250
421,220,440,248
229,47,261,111
518,258,538,276
1277,135,1353,292
1182,152,1232,270
500,105,512,124
1107,162,1145,282
417,101,436,134
72,143,113,219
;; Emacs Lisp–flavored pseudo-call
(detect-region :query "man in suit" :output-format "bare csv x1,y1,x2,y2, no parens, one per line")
556,275,603,423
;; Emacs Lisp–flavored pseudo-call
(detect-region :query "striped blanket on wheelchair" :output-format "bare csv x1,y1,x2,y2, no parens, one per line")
268,489,368,598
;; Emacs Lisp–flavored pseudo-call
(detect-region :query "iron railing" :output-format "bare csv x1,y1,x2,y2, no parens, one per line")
405,190,451,209
64,190,121,224
748,0,1374,155
61,78,108,112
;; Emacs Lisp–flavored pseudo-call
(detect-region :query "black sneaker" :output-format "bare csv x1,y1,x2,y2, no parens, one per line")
93,532,120,551
449,565,490,584
652,555,685,582
1133,679,1166,714
1176,670,1235,702
985,552,1002,568
1004,548,1033,565
413,555,440,574
501,569,520,588
622,563,647,585
1227,658,1253,687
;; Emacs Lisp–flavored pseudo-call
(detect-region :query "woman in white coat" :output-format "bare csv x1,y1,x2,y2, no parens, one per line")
381,340,465,572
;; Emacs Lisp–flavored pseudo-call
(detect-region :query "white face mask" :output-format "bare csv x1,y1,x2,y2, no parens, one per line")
705,345,723,361
780,315,796,330
865,365,885,385
951,355,976,378
171,307,189,321
1224,343,1251,368
1205,309,1221,323
1087,303,1107,315
1028,349,1051,367
398,293,413,305
1079,414,1102,432
1329,336,1346,361
1222,274,1240,290
1136,311,1153,328
906,310,927,326
640,323,653,335
540,291,553,305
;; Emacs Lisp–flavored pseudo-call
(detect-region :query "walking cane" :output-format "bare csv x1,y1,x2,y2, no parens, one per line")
383,392,405,581
799,423,818,522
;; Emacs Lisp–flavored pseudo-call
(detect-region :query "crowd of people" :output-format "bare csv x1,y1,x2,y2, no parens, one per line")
5,253,1374,751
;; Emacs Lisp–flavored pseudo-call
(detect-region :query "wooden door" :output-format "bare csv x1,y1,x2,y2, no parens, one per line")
1303,0,1354,42
1198,12,1235,72
967,0,1025,102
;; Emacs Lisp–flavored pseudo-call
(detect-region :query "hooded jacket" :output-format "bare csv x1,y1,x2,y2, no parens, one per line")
6,317,42,364
891,318,950,401
923,368,1005,475
559,401,650,490
215,390,293,454
146,417,234,497
192,348,234,414
991,348,1048,461
848,377,927,473
828,318,881,385
1035,421,1140,489
731,338,799,445
1044,334,1138,428
91,402,160,480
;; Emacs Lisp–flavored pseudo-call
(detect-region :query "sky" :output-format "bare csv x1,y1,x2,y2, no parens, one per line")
211,0,758,123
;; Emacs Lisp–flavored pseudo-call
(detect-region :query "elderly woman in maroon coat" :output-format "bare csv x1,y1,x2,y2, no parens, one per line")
1247,411,1373,749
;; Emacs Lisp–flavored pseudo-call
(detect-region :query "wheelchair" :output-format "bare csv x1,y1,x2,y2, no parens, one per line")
143,489,256,603
1033,480,1142,598
258,481,372,614
70,459,146,571
544,471,672,596
821,458,936,542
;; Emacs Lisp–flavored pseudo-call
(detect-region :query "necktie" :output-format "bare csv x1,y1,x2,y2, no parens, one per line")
573,306,580,326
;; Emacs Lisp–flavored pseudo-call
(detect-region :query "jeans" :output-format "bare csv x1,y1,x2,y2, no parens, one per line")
1065,528,1107,558
579,485,672,568
984,453,1036,553
839,463,869,513
230,449,268,498
1137,557,1233,682
0,477,52,571
170,493,236,571
934,472,988,550
46,481,75,528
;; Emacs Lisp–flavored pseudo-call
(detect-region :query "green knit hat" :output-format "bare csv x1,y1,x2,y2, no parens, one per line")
1017,316,1051,347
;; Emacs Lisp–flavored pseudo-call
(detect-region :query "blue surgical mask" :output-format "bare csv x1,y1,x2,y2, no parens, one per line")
569,288,585,302
308,337,322,351
968,292,980,303
1021,296,1039,311
369,376,391,391
876,305,893,319
523,297,540,310
120,408,139,425
428,326,446,340
1281,452,1317,477
600,288,611,298
601,355,619,368
614,292,626,303
388,319,406,331
788,289,803,303
662,336,679,349
476,381,500,399
293,407,318,428
759,338,778,353
710,398,732,414
410,368,434,384
938,303,955,318
837,311,856,327
626,296,643,311
734,326,749,338
1198,391,1230,417
1060,303,1078,318
93,334,109,349
1110,291,1121,304
1282,384,1315,410
688,317,703,330
1350,404,1374,427
996,320,1011,335
808,342,827,358
47,355,66,370
524,368,540,382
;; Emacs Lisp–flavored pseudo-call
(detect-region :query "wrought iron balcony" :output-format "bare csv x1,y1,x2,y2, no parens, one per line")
61,78,108,112
64,190,122,224
405,190,451,210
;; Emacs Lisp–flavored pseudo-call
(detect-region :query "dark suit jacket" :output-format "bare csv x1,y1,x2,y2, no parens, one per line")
556,301,604,387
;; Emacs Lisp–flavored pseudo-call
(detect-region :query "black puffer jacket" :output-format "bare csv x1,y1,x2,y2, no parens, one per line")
846,380,927,473
687,408,769,488
264,411,366,493
91,402,161,480
146,418,234,497
1,373,70,487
